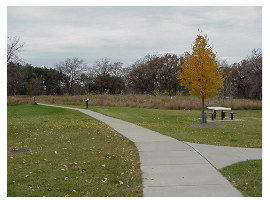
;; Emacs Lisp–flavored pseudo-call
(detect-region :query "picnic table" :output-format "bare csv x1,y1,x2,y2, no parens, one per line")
206,107,234,120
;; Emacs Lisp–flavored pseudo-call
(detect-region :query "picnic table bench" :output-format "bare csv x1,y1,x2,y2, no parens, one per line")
223,111,237,120
206,107,236,120
206,111,216,120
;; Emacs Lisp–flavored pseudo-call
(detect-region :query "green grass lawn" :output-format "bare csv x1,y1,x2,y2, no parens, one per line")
17,103,261,197
85,105,262,196
7,105,143,197
85,106,262,148
220,160,262,196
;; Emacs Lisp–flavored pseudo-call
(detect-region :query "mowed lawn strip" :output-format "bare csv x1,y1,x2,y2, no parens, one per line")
219,160,262,197
86,106,262,197
7,105,143,197
87,106,262,148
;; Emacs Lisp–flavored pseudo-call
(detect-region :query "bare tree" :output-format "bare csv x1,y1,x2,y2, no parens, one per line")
92,58,112,77
56,57,87,95
7,36,25,63
223,49,262,100
126,54,181,94
92,58,125,94
92,58,124,78
248,48,262,73
247,48,262,99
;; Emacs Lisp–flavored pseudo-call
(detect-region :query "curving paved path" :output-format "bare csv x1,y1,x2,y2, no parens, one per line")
38,103,262,197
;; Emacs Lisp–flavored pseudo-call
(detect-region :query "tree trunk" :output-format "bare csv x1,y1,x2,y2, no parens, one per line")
201,95,207,124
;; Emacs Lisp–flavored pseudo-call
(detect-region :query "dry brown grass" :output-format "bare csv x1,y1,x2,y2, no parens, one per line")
7,95,35,105
7,94,262,110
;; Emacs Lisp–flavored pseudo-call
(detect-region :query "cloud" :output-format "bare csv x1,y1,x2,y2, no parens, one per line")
7,6,261,67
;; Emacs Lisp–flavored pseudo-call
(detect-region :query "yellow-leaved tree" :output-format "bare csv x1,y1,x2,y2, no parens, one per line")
178,33,224,123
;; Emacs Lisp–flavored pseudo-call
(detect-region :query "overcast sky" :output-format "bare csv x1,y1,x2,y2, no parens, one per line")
7,6,262,68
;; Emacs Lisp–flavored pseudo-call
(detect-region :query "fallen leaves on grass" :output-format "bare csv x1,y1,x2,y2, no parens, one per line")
118,181,124,185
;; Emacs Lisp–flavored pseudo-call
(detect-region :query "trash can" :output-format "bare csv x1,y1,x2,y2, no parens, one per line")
200,112,207,124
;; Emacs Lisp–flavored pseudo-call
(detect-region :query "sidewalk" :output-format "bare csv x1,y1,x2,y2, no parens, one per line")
38,103,262,197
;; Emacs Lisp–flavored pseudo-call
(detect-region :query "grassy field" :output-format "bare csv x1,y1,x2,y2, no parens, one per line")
7,105,143,197
85,106,262,148
85,106,262,196
7,97,262,197
220,160,262,196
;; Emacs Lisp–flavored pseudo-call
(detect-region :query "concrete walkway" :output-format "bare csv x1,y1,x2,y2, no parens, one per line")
38,103,262,197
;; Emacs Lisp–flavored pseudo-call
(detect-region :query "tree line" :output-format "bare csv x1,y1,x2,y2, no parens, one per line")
7,50,262,99
221,49,262,100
